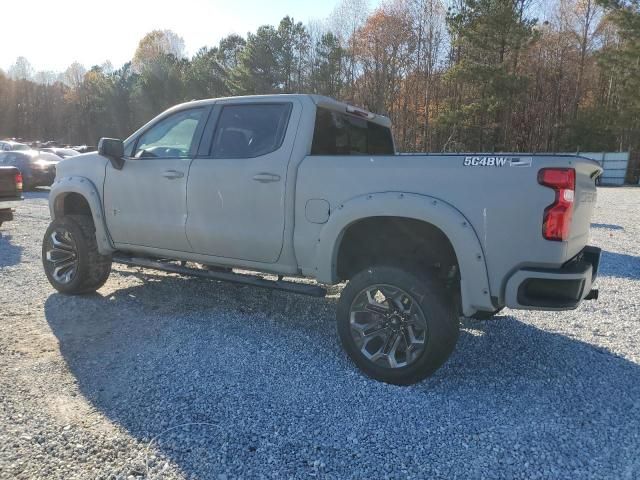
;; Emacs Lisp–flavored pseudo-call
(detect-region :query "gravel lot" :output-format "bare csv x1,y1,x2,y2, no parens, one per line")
0,187,639,479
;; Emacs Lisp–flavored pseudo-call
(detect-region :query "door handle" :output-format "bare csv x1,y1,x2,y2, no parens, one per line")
252,173,280,183
162,169,184,179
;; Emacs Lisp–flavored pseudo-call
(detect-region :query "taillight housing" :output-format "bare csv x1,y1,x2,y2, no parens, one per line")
538,168,575,241
14,172,23,192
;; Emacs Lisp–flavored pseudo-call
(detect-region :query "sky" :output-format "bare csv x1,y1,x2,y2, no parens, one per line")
0,0,362,73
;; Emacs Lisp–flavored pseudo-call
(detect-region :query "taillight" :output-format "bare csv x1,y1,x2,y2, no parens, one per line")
15,172,23,192
538,168,575,241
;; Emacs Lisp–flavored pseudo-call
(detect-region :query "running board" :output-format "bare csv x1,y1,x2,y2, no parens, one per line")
112,255,327,298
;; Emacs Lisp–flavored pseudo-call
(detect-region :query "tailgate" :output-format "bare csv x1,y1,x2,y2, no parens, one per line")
0,166,20,199
566,157,602,259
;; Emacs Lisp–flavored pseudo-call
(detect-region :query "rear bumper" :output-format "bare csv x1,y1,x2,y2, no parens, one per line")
504,246,601,310
0,196,23,210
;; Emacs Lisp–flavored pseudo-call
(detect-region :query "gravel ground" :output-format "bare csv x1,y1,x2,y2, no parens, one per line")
0,187,639,479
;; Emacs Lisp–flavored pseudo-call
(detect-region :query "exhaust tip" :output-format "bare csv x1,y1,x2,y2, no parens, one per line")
585,289,599,301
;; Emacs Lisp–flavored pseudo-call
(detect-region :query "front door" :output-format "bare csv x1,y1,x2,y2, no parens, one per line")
104,107,206,251
186,101,299,263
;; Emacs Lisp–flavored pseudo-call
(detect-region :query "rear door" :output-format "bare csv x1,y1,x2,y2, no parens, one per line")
103,107,208,251
186,100,299,263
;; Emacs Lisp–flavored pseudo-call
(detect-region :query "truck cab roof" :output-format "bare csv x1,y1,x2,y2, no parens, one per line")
167,94,392,129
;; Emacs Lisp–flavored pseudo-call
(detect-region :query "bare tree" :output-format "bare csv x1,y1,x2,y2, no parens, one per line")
132,29,186,72
8,57,34,80
555,0,604,118
63,62,87,88
329,0,371,98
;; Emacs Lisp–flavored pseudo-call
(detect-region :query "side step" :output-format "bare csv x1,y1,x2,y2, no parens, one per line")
112,254,327,298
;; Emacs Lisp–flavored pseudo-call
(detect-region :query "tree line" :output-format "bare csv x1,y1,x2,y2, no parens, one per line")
0,0,638,153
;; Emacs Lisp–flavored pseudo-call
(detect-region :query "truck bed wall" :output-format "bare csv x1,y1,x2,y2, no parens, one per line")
294,154,600,304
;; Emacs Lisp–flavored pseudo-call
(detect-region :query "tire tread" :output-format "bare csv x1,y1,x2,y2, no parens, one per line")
337,266,459,385
42,215,111,294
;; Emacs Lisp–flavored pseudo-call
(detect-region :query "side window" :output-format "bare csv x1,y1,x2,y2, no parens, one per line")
0,153,15,164
211,104,291,159
134,108,204,159
310,107,395,155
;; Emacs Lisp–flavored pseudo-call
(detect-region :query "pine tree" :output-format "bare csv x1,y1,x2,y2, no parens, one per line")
443,0,537,150
597,0,640,150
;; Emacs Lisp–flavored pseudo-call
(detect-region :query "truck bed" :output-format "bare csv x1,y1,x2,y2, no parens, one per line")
296,153,601,304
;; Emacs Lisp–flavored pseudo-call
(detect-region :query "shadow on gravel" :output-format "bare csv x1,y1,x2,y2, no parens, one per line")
24,188,50,200
43,274,640,478
0,233,23,267
599,250,640,280
591,222,624,230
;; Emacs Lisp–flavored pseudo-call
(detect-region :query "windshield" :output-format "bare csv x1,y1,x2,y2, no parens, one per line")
135,109,204,158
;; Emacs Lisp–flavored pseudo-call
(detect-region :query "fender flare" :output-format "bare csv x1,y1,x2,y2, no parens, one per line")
313,192,494,316
49,176,115,255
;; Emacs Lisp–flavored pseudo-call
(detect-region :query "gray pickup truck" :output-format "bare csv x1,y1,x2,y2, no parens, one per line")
42,94,602,384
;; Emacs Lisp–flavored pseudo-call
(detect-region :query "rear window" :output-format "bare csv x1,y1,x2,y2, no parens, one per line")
310,107,394,155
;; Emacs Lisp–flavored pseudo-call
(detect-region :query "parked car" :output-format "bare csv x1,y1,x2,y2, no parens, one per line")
41,147,80,159
0,140,30,152
72,145,97,154
0,150,60,190
42,94,603,385
0,165,23,227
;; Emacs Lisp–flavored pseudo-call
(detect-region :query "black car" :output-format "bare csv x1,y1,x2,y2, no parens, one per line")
0,150,60,190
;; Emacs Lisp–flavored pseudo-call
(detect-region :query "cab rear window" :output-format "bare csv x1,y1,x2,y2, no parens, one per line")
310,107,394,155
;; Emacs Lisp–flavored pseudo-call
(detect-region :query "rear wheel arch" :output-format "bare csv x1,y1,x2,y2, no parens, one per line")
314,193,495,316
335,216,459,283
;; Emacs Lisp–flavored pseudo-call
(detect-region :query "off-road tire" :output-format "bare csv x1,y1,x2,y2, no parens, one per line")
337,266,459,385
42,215,112,294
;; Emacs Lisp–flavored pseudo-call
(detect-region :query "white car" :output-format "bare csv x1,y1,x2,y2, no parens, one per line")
0,140,30,152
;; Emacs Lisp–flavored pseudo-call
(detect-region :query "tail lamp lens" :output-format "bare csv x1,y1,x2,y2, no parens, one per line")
538,168,575,241
15,172,23,192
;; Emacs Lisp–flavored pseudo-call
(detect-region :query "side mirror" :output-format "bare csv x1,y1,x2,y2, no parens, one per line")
98,138,125,170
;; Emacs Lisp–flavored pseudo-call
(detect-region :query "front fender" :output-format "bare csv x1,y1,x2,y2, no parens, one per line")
314,192,494,316
49,176,115,255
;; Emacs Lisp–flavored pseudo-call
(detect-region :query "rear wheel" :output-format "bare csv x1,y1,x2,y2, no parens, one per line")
337,266,459,385
42,215,112,294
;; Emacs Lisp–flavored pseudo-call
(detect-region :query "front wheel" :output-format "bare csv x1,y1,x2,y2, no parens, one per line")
42,215,112,294
337,266,459,385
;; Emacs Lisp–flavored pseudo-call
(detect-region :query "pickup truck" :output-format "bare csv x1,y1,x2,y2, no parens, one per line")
0,166,23,227
42,94,602,385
